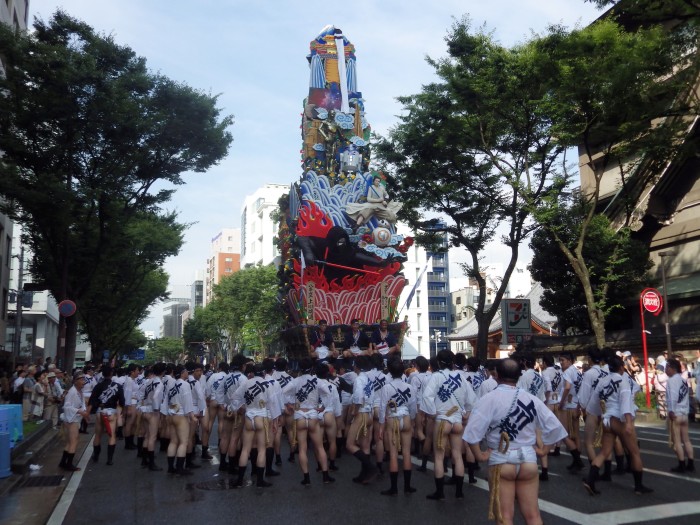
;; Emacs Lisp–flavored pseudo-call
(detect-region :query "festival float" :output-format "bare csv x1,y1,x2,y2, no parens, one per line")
278,26,412,359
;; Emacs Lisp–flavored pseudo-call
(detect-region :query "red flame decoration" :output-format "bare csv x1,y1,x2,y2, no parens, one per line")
297,201,333,238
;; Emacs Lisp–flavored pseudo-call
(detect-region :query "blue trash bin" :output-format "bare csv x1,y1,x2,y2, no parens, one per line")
0,432,10,478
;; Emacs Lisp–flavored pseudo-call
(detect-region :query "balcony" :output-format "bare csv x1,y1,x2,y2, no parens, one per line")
427,273,447,282
428,320,449,328
428,304,448,312
427,290,448,298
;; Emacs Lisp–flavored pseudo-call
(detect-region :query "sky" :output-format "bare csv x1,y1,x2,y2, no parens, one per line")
31,0,602,333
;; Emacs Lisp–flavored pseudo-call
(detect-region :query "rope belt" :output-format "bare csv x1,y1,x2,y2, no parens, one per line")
259,400,270,446
594,400,606,447
436,406,459,451
355,412,368,442
388,401,401,452
488,432,511,524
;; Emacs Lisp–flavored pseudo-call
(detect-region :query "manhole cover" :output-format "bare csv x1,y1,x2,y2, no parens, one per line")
18,475,65,488
194,479,251,491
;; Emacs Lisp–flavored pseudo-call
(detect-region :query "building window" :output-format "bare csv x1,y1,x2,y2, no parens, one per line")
225,268,232,273
225,257,233,262
456,296,461,305
416,313,421,331
416,291,420,308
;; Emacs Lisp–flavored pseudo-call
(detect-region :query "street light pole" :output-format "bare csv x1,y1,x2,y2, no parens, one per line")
12,246,25,372
658,251,676,354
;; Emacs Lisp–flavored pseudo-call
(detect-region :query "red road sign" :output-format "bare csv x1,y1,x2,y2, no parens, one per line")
641,289,663,315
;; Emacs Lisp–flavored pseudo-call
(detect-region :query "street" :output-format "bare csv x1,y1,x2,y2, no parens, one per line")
1,421,699,525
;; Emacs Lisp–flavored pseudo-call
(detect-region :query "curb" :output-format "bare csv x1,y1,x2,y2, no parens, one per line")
0,421,60,498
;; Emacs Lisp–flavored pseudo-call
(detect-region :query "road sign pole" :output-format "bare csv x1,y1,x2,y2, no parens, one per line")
639,294,651,409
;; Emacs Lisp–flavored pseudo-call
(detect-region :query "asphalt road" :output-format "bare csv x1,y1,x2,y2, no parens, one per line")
5,421,700,525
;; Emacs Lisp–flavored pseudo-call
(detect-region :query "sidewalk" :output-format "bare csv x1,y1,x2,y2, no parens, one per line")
0,422,93,525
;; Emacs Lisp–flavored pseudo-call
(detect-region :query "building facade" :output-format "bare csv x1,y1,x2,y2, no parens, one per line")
1,0,30,366
397,221,451,359
161,299,190,339
240,184,289,268
204,228,240,305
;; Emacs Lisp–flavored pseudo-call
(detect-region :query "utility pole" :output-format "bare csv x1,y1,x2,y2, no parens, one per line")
12,246,25,371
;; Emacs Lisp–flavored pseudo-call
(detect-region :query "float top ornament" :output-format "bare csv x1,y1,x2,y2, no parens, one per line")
278,26,409,331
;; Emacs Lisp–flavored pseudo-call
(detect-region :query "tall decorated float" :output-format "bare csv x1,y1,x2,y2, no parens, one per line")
278,26,412,359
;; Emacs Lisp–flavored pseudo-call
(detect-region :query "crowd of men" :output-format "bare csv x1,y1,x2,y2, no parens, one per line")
48,327,699,525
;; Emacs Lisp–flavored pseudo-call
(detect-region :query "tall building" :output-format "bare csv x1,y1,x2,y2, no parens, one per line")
191,270,204,311
204,229,240,305
396,221,451,360
240,184,289,268
161,299,190,339
0,0,30,365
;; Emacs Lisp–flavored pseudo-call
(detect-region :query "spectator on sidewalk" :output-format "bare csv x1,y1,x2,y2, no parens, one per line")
31,370,49,421
22,365,37,421
44,372,63,429
0,371,10,403
11,369,26,404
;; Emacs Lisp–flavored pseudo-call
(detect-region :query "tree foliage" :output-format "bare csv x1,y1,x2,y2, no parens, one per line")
207,265,284,359
528,18,686,348
0,11,233,369
530,206,652,334
375,18,562,358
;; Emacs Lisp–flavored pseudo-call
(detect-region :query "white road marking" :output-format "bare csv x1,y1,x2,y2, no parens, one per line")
410,456,700,524
47,443,93,525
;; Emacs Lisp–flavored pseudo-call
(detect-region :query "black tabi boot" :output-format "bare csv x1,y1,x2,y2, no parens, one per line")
65,453,80,471
218,453,228,471
539,467,549,481
614,454,625,475
175,456,192,476
186,452,201,469
467,462,477,483
417,454,429,472
687,458,695,472
136,437,145,457
599,460,612,481
201,445,213,460
92,445,101,463
228,456,239,475
426,477,445,500
625,453,632,473
167,456,176,474
567,449,584,471
59,450,69,469
301,472,311,486
148,451,162,471
322,470,335,484
159,438,169,452
548,446,561,457
633,470,653,494
329,459,338,471
265,448,280,476
107,444,115,465
352,450,366,483
335,437,343,458
141,450,149,468
257,466,272,487
454,475,464,498
670,459,686,473
124,435,136,450
234,465,246,488
404,470,416,494
116,426,124,439
381,472,398,495
275,453,282,465
583,465,600,495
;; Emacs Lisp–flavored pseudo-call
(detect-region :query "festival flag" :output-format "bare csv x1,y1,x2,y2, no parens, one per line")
399,256,432,313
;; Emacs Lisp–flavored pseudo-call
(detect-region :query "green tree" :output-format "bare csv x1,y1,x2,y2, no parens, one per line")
183,305,231,362
76,212,184,357
0,12,233,370
530,208,652,335
146,337,186,364
375,18,562,359
209,265,284,359
529,19,684,349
